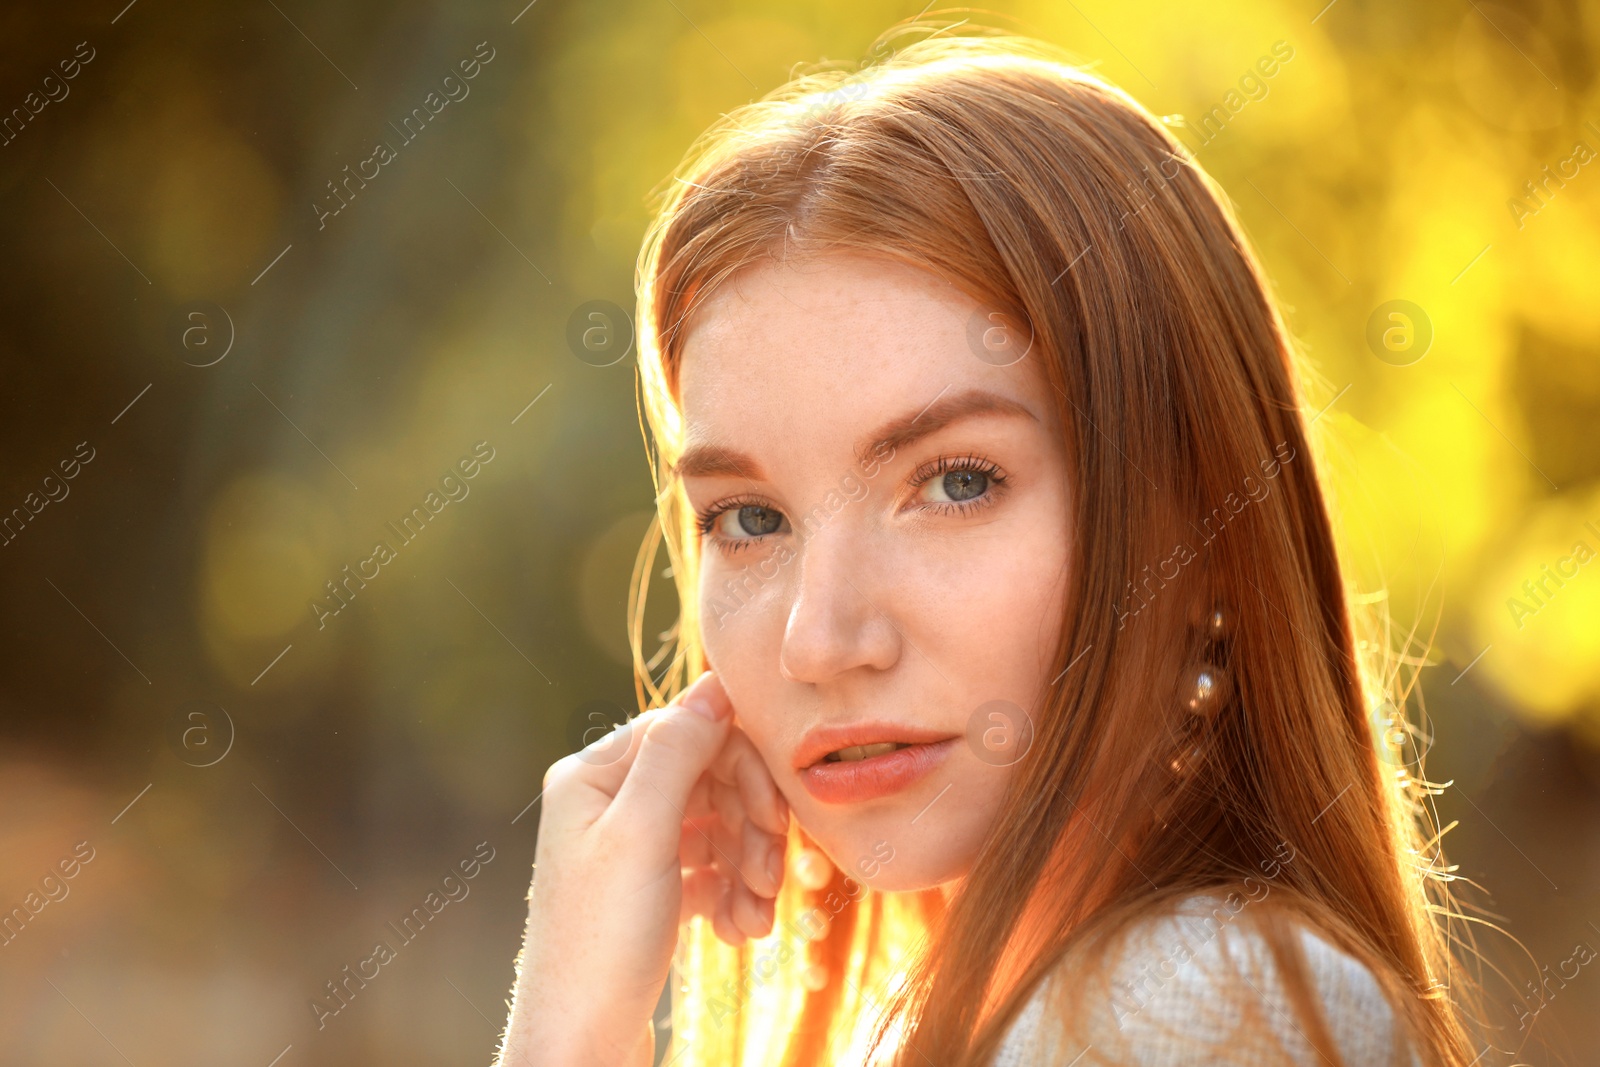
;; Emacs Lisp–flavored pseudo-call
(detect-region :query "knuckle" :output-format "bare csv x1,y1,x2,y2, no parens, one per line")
639,711,697,757
542,753,583,793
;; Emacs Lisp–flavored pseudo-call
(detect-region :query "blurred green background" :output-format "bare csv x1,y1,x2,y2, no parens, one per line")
0,1,1597,1064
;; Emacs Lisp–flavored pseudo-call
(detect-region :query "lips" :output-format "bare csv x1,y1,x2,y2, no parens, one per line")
794,722,959,805
826,741,910,762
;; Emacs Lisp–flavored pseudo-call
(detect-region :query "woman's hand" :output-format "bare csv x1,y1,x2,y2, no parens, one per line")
497,671,790,1067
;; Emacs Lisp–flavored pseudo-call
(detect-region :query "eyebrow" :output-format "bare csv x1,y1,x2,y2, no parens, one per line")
669,387,1040,483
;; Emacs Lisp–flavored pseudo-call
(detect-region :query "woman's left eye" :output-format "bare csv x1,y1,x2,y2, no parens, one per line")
912,455,1007,510
922,467,991,503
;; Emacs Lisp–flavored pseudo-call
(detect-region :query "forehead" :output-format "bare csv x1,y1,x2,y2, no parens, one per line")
677,254,1044,457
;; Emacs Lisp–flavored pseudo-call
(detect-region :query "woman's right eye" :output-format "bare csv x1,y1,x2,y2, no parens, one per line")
698,502,788,549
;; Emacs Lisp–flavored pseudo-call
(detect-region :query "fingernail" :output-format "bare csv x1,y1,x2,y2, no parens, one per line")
684,694,723,720
683,673,727,720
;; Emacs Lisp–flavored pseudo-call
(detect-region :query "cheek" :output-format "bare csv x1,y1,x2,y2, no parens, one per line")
974,552,1066,638
697,562,791,750
698,559,785,680
905,512,1072,685
698,549,792,640
986,495,1072,666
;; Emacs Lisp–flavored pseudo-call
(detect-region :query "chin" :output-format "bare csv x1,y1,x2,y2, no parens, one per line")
800,808,982,894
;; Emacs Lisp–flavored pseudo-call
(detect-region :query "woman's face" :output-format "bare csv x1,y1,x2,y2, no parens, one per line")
677,253,1073,892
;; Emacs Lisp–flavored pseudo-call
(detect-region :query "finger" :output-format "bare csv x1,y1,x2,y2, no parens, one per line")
708,758,783,886
682,773,714,823
679,817,716,869
713,727,789,836
712,883,744,946
730,878,775,940
707,815,745,886
742,818,784,899
710,777,747,839
604,675,734,862
680,867,725,923
564,670,732,804
705,809,779,899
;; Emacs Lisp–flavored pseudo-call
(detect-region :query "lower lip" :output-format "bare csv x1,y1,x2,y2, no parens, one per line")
799,739,957,805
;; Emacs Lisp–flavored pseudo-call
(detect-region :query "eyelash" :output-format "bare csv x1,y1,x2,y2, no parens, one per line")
693,453,1009,554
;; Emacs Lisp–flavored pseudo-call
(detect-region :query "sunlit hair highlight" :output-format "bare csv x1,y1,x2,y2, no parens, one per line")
627,23,1487,1067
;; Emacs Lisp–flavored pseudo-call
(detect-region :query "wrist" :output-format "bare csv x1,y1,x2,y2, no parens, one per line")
501,930,655,1067
501,1001,651,1067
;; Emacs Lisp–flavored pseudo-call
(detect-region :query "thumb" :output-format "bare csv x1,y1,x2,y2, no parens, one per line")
608,673,734,855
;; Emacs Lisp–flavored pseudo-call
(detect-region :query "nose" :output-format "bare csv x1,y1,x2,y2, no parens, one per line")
777,523,901,684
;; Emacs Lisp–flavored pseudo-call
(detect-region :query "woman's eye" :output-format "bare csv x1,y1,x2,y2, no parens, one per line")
925,468,990,503
706,503,786,541
734,505,784,536
697,456,1003,553
906,454,1008,515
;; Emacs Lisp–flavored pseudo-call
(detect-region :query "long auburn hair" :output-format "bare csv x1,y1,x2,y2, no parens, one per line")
625,24,1484,1067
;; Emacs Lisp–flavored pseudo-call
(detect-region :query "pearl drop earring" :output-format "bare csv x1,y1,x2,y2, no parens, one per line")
1167,601,1234,779
792,847,832,891
1179,661,1233,718
791,845,833,992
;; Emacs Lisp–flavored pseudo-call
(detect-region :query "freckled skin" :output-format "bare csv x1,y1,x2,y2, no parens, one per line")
680,253,1075,892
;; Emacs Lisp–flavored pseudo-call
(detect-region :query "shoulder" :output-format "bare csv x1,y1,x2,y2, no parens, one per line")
992,893,1422,1067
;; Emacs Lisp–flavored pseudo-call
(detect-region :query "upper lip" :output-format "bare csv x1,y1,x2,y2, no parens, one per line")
792,720,960,770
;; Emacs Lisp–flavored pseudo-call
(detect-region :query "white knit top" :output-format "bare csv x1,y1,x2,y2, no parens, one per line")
990,893,1423,1067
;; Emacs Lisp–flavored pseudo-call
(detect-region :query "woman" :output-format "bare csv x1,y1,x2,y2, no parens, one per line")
497,26,1483,1067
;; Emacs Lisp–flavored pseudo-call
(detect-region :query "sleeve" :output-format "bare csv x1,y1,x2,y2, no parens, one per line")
991,900,1423,1067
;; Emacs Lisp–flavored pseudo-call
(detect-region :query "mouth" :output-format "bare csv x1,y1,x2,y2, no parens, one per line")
794,723,959,805
822,742,916,763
